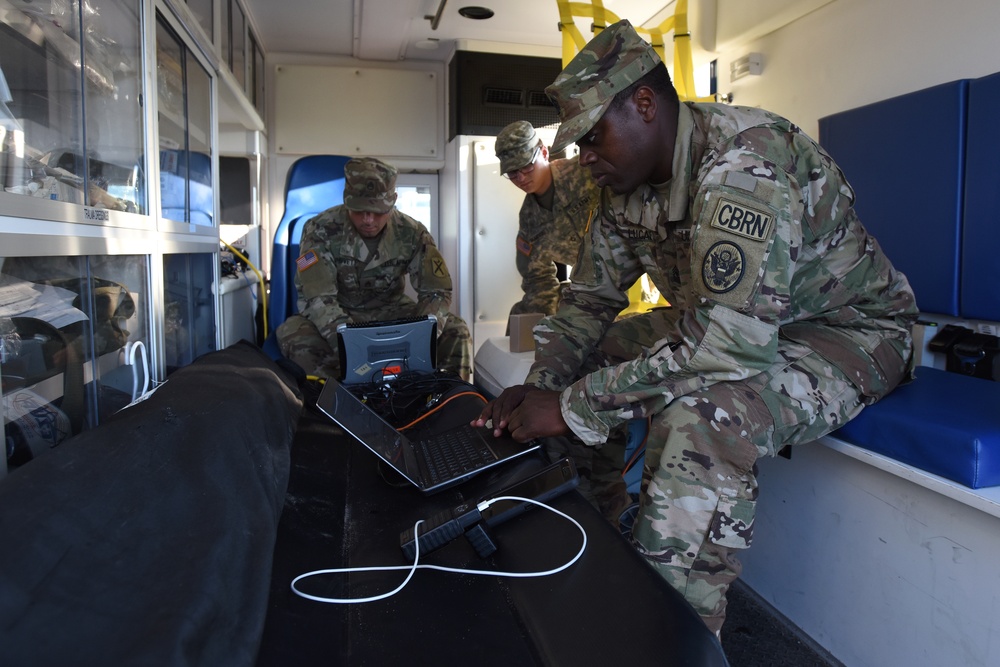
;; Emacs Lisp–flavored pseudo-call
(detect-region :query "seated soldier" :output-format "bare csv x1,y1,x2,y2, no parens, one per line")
276,157,472,381
475,21,916,635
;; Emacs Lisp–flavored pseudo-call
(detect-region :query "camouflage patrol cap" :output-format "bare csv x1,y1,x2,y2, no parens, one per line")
344,157,398,213
494,121,541,173
545,19,662,154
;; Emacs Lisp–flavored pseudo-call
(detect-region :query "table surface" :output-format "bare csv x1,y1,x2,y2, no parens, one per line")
256,389,730,667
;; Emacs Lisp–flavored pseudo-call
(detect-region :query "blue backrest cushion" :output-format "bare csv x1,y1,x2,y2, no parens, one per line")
962,72,1000,321
819,80,969,317
269,155,350,335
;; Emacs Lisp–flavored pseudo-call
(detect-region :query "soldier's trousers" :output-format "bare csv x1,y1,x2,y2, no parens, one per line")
561,326,908,635
630,340,874,636
275,310,473,381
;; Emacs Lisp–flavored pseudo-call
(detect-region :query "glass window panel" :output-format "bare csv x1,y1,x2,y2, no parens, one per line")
157,15,214,228
85,254,150,418
163,252,216,373
156,20,185,152
251,31,265,118
231,0,245,90
220,0,231,71
0,0,145,214
187,58,213,227
2,253,150,474
185,0,213,42
1,1,85,206
82,0,146,214
396,185,432,231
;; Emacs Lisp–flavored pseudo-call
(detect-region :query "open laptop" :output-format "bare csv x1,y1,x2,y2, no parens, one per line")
336,315,437,385
317,378,540,494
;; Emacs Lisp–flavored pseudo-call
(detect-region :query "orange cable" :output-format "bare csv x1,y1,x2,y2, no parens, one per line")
397,391,488,431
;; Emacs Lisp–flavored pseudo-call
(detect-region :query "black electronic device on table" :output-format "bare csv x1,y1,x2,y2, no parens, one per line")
399,457,580,560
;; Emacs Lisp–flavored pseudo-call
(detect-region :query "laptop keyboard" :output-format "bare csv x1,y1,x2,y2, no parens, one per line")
413,424,498,486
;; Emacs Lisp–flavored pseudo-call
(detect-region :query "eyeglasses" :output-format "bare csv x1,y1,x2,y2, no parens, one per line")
502,147,541,180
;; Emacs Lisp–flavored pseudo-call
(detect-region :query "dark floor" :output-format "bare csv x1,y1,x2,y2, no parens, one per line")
721,579,843,667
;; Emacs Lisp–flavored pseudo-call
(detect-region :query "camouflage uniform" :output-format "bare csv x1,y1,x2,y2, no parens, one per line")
512,158,598,316
276,158,472,380
495,121,599,317
536,21,918,633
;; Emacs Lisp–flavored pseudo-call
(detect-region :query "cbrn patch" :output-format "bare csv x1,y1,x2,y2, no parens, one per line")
709,197,773,242
693,186,778,310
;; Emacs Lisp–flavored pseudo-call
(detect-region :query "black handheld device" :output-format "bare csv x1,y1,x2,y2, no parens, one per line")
400,457,579,561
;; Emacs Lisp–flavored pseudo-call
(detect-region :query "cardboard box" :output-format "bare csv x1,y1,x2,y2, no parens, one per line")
508,313,544,353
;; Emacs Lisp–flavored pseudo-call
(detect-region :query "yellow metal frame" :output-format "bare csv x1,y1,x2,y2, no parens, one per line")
554,0,715,103
555,0,692,312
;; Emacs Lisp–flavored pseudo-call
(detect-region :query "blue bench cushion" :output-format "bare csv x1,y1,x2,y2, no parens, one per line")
834,367,1000,488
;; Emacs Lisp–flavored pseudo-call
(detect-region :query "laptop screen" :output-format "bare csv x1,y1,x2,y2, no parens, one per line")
323,379,419,483
336,315,437,385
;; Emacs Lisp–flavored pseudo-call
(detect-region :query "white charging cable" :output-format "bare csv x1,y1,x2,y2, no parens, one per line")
291,495,588,604
124,340,149,401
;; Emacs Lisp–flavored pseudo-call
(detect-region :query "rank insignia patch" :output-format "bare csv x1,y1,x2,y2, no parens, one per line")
702,241,745,294
296,250,319,272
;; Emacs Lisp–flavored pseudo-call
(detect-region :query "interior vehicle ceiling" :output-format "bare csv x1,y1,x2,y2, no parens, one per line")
240,0,675,62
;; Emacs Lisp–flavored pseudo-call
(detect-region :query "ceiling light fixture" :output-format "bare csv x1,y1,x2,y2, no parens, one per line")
415,38,441,50
458,6,494,20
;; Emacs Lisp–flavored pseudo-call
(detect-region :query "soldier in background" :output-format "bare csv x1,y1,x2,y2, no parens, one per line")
476,20,917,634
494,120,599,319
276,157,472,381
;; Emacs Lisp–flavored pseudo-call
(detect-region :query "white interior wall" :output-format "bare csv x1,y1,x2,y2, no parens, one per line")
470,138,524,350
707,0,1000,141
261,53,447,281
442,135,518,355
744,440,1000,667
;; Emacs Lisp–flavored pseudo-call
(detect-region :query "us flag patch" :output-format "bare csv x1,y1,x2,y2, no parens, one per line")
296,250,319,271
516,236,532,256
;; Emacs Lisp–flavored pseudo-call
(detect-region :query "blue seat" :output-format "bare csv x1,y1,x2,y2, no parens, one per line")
821,76,1000,488
264,155,350,358
836,367,1000,488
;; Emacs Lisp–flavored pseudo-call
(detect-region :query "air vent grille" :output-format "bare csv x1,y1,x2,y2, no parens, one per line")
449,51,562,138
527,91,553,109
484,87,525,107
